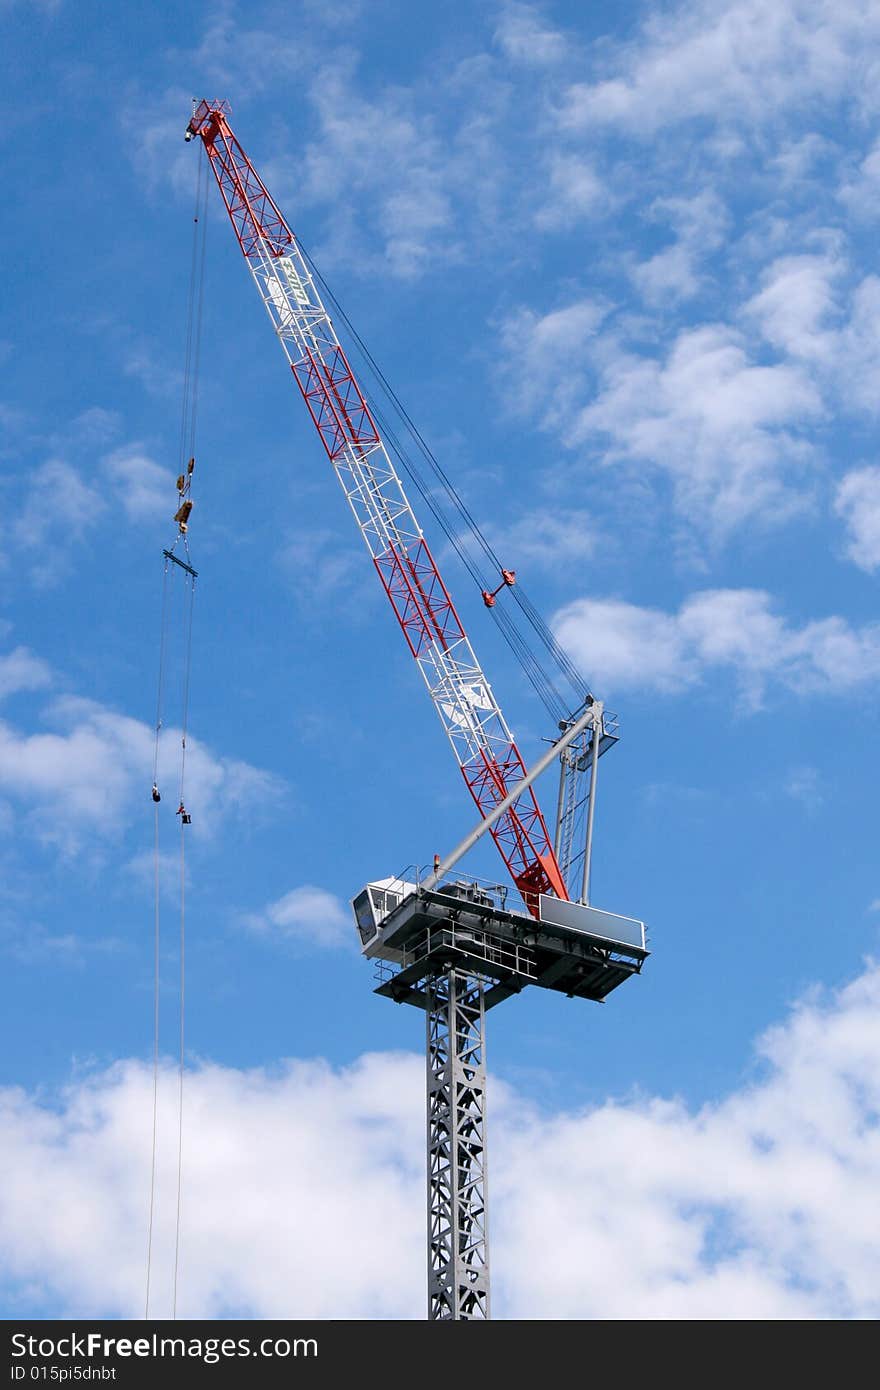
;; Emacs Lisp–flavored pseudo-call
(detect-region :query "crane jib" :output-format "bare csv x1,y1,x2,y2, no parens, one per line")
188,99,570,913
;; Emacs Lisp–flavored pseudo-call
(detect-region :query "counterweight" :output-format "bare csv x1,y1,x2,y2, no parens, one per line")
186,100,567,912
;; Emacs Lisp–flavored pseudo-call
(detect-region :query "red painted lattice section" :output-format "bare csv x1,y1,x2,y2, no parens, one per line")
189,100,571,912
461,748,566,912
291,346,380,463
374,540,466,658
190,101,293,261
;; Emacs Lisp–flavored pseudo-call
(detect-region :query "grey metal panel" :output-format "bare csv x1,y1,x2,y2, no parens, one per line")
538,895,646,951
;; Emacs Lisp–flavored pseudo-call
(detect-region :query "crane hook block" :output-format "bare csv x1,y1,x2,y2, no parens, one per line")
188,457,195,475
151,784,161,803
176,474,186,493
174,499,193,530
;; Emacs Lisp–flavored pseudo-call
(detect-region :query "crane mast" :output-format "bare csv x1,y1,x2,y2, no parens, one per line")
185,99,567,913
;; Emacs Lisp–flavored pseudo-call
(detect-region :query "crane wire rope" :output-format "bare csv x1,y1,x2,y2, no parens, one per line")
172,569,196,1319
146,147,205,1321
145,553,170,1321
297,243,591,713
370,399,568,721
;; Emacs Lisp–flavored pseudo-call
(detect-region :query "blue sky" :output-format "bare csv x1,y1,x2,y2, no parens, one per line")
1,0,879,1319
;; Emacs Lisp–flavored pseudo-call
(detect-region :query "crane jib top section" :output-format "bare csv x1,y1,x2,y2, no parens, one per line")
186,99,567,912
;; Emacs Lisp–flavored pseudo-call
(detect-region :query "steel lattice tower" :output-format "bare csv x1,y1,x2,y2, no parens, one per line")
427,970,489,1319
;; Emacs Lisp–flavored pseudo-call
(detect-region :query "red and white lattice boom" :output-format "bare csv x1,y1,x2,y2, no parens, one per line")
187,100,567,912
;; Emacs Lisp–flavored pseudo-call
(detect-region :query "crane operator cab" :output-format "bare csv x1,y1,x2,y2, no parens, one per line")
352,877,419,959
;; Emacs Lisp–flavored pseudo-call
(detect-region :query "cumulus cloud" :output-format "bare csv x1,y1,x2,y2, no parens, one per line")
243,885,351,951
497,961,880,1319
631,191,729,305
533,154,610,231
0,647,51,701
103,445,177,523
743,251,844,363
1,961,879,1318
9,440,178,587
571,324,820,537
835,465,880,572
498,298,608,421
499,286,832,538
0,693,283,853
783,765,823,814
838,136,880,221
298,64,459,278
490,509,599,571
494,4,568,67
553,588,880,703
556,0,880,138
0,1052,424,1320
277,526,362,602
745,254,880,415
14,460,103,552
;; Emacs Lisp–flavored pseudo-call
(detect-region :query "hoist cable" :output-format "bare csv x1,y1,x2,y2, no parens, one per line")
186,151,209,467
177,156,202,475
372,401,566,719
172,817,186,1320
297,241,593,708
146,144,204,1318
171,573,194,1320
152,561,170,787
145,553,171,1321
145,798,160,1322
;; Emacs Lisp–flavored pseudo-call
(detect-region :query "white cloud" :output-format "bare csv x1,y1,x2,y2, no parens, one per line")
0,647,51,701
557,0,880,138
497,298,608,420
494,4,568,67
13,460,104,552
0,921,122,968
743,253,880,417
0,692,283,854
7,441,183,587
490,510,598,572
0,1052,424,1319
835,466,880,572
193,14,313,92
499,289,832,540
277,527,361,602
1,960,879,1318
244,885,351,951
743,251,843,362
631,191,729,305
119,87,201,200
534,154,610,231
51,407,122,450
103,445,177,523
838,137,880,220
554,588,880,703
498,961,880,1319
299,63,459,279
569,325,821,537
783,765,823,813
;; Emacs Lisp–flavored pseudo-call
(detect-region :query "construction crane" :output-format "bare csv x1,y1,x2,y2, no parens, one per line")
185,99,647,1321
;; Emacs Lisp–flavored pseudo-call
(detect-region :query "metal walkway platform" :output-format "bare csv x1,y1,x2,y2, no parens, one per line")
360,880,648,1012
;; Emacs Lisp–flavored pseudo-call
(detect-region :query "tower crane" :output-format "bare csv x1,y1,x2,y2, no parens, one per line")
185,99,647,1321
